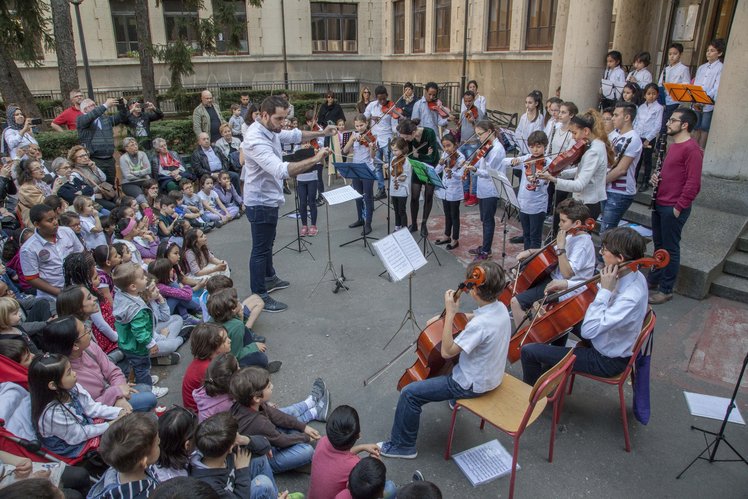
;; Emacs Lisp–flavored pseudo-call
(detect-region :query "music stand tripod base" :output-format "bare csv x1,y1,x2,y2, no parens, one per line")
417,234,441,266
310,202,350,296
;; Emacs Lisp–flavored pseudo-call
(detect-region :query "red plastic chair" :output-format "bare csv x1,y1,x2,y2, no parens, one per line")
444,350,576,499
566,307,655,452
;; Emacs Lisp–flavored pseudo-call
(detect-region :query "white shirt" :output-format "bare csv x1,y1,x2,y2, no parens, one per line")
461,94,487,115
556,139,608,204
627,68,653,88
241,121,302,208
548,125,573,156
351,134,375,171
79,214,108,250
658,62,691,105
511,154,549,215
3,129,38,160
38,383,121,445
551,232,595,282
20,227,85,299
390,158,412,198
581,271,648,358
475,139,506,199
634,101,663,143
411,97,449,135
607,129,643,196
515,113,545,155
693,60,723,112
364,101,399,148
602,66,626,99
452,300,511,393
435,150,466,201
197,189,220,210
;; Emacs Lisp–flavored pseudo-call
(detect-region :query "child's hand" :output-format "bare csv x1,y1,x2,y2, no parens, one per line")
13,458,33,478
360,443,381,457
160,327,169,336
304,426,320,441
30,469,51,479
216,261,228,271
278,492,289,499
555,229,566,250
234,446,251,469
116,406,132,419
511,157,521,166
255,342,267,352
149,344,159,356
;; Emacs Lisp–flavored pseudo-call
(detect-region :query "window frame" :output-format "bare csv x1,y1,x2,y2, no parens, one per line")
162,0,201,50
393,0,405,54
412,0,427,54
310,2,358,54
434,0,451,53
110,0,139,57
486,0,512,51
525,0,557,50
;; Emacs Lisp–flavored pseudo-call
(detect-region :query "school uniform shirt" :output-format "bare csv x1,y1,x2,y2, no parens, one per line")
364,101,399,149
474,138,506,199
693,59,723,112
242,120,303,208
607,129,643,196
452,300,511,393
513,154,550,215
434,150,466,201
460,94,487,116
556,139,608,205
627,68,653,87
515,113,545,155
634,101,663,143
390,158,412,198
658,62,691,105
551,232,595,283
581,271,648,359
602,66,626,100
411,96,449,135
80,214,108,250
548,125,573,155
351,134,376,172
457,105,485,145
20,227,85,300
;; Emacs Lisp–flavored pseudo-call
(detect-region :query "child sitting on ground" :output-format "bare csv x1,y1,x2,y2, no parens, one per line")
197,175,232,227
193,352,239,422
158,241,205,291
229,366,329,473
113,218,147,268
213,171,243,219
141,274,188,366
197,275,263,328
169,190,213,232
180,229,230,281
182,323,232,413
153,405,198,482
339,457,394,499
92,244,120,305
0,338,34,367
149,258,201,325
73,195,107,250
88,413,161,499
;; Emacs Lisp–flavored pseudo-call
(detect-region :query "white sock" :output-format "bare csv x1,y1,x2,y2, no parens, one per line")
304,396,315,409
308,407,318,420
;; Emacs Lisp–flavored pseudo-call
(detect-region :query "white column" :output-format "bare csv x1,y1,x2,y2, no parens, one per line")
548,0,570,99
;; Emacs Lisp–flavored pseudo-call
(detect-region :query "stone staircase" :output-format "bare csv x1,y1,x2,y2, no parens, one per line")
710,230,748,303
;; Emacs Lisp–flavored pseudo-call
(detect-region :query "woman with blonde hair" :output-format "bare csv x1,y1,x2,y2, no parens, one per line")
356,87,372,114
67,145,117,210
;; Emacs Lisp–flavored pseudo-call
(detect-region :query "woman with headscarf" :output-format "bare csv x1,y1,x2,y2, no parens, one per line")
3,106,38,160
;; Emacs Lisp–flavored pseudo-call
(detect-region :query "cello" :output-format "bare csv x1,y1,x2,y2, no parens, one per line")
505,249,670,363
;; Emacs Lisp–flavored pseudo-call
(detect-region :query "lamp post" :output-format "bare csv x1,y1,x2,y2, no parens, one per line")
69,0,94,99
460,0,469,94
280,0,289,89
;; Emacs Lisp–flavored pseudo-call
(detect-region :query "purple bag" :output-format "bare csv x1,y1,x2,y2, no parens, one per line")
632,333,653,425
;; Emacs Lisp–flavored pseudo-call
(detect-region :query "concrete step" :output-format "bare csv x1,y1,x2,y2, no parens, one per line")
724,251,748,279
738,232,748,252
633,190,653,206
622,201,652,229
710,274,748,304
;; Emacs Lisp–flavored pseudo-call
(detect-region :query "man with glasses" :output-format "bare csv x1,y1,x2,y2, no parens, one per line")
77,96,128,184
51,89,84,131
647,108,703,305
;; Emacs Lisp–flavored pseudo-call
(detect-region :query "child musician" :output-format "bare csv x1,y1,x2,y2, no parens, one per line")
434,134,465,250
510,199,596,331
601,50,626,109
521,227,649,384
634,84,664,192
626,51,653,88
389,138,411,231
343,114,378,236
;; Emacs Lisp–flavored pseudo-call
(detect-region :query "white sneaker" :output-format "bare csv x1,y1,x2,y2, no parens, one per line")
151,386,169,398
151,375,160,385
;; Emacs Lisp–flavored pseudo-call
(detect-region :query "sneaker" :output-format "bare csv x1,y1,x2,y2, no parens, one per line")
265,276,290,293
300,225,308,236
262,296,288,313
510,235,524,244
377,441,418,459
349,219,364,228
412,470,424,481
154,352,181,366
213,219,223,228
473,252,490,261
648,291,673,305
267,361,282,373
309,225,318,236
408,223,418,233
310,378,326,403
183,315,201,326
151,375,160,385
316,386,331,422
151,386,169,398
465,195,479,207
448,399,461,411
543,215,553,225
467,246,482,256
179,324,195,340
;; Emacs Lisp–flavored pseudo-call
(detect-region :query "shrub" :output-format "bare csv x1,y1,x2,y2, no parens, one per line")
150,119,196,154
36,130,78,158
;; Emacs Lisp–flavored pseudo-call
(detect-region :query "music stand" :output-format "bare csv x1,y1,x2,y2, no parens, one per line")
410,159,445,266
600,79,625,103
664,83,715,107
489,169,520,267
676,350,748,479
274,177,314,259
335,162,379,256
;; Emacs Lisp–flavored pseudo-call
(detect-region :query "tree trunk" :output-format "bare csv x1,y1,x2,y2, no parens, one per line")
49,0,79,107
134,0,157,104
0,50,42,119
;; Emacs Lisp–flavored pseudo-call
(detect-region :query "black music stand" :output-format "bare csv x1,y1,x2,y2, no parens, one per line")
676,350,748,479
410,159,444,266
489,169,520,267
336,162,379,256
275,149,315,259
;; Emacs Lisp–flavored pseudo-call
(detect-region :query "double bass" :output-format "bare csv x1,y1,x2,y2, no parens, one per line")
505,249,670,363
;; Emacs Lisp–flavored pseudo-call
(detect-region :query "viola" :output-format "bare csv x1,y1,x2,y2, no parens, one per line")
382,101,403,120
545,139,587,176
524,157,545,191
427,99,450,119
396,267,486,390
358,129,377,147
505,249,670,363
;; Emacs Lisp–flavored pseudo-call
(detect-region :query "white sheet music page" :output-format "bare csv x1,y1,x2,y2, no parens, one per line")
489,169,520,209
393,228,427,271
372,233,413,282
321,185,363,205
452,439,518,486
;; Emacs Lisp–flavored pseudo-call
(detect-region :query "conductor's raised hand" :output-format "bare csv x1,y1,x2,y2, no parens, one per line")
444,289,459,315
323,124,337,136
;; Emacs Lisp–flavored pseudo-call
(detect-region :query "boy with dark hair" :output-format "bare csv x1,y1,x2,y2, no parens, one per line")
190,412,277,499
308,405,394,499
89,413,161,499
508,130,550,250
397,481,442,499
340,457,389,499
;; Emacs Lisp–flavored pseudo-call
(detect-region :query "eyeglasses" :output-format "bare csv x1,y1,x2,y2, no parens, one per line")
76,327,91,341
599,246,611,255
363,91,370,94
76,153,89,158
667,118,681,124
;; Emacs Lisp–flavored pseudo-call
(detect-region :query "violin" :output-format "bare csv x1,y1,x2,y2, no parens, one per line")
382,101,403,120
505,249,670,363
464,106,479,121
524,157,545,191
391,156,405,189
396,267,486,390
545,139,587,176
461,132,495,181
427,99,450,119
358,129,377,147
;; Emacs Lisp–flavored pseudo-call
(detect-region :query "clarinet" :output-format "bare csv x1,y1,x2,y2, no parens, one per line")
649,134,667,210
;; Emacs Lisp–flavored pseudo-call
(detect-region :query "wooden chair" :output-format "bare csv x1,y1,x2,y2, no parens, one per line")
566,308,656,452
444,350,576,499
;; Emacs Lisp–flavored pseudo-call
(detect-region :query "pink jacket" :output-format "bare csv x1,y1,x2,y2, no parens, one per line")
192,385,232,422
156,282,194,301
68,341,127,407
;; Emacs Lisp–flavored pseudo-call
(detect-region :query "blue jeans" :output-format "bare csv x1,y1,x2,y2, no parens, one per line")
459,143,479,195
123,352,152,387
521,343,629,385
297,180,318,225
390,375,478,449
649,204,690,294
519,211,545,249
246,205,279,296
280,400,315,424
268,439,315,473
479,196,498,254
353,178,374,223
375,146,390,190
129,383,158,412
600,191,634,233
249,455,278,499
166,297,200,318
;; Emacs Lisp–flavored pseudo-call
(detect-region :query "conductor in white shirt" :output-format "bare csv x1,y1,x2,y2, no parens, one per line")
242,96,335,313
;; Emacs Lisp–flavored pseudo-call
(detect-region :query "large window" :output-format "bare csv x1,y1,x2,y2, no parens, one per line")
412,0,426,53
162,0,200,48
525,0,557,49
213,0,249,54
434,0,451,52
393,1,405,54
487,0,512,51
110,0,138,57
311,2,358,53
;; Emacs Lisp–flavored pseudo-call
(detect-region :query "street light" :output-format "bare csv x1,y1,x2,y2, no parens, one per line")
69,0,94,99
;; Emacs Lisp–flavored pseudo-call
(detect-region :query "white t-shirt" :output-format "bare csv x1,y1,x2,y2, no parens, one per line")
607,129,643,196
435,150,466,202
390,158,412,198
551,232,595,283
197,190,220,210
511,155,549,215
79,214,108,250
452,300,511,393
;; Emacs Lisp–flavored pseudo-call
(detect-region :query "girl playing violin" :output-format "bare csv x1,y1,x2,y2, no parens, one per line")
510,199,596,330
434,134,465,250
378,261,510,459
389,138,411,231
521,227,649,385
343,114,378,236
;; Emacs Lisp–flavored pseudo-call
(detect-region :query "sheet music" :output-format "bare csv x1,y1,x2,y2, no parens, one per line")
372,234,413,282
393,229,427,271
321,185,363,205
489,169,520,209
452,439,518,486
684,391,745,425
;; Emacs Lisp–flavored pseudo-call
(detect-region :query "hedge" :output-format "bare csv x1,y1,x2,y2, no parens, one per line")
36,130,79,158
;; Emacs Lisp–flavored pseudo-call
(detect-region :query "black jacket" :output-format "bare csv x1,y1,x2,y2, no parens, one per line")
189,454,251,499
190,147,231,179
318,102,345,127
123,108,164,150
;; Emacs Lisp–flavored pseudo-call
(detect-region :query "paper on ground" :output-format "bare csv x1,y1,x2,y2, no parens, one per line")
372,229,427,282
321,185,362,205
684,391,745,425
452,439,518,487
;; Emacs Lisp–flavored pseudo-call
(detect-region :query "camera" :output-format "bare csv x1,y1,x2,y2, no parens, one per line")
31,118,43,126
